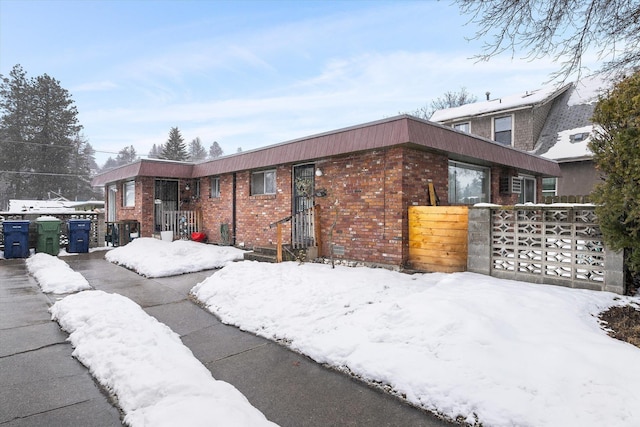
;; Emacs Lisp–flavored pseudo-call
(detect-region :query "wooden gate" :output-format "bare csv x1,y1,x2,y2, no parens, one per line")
408,206,469,273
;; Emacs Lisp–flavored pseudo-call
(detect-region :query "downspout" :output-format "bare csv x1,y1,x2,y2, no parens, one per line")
232,173,237,245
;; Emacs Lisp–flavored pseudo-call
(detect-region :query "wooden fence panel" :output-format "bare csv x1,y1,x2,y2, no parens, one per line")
408,206,469,273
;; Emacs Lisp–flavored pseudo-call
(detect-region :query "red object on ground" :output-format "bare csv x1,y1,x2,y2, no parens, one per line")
191,232,207,242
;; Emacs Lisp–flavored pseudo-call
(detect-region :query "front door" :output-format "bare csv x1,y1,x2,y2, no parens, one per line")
154,180,178,232
292,164,315,247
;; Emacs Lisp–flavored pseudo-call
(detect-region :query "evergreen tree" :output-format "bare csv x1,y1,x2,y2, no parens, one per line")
115,145,138,166
209,141,223,159
0,65,31,204
160,127,188,161
589,70,640,272
0,64,86,205
70,135,99,200
102,157,118,171
188,137,207,162
148,143,163,159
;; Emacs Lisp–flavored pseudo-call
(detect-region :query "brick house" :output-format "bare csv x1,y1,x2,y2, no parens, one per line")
92,115,559,268
430,79,606,200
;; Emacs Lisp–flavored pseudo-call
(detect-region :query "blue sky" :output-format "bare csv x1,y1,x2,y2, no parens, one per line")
0,0,597,166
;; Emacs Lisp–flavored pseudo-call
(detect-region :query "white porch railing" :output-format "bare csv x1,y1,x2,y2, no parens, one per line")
163,210,201,240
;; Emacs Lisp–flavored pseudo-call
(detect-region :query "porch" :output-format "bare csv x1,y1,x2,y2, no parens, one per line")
156,210,203,241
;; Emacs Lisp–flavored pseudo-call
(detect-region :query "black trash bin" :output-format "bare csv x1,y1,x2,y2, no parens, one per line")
68,219,91,253
3,220,30,259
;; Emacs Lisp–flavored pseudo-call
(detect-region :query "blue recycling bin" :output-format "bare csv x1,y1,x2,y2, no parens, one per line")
3,220,30,259
67,219,91,253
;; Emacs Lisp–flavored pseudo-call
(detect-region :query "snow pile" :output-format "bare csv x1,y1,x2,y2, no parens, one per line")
192,262,640,427
50,290,277,427
25,252,91,293
105,237,245,277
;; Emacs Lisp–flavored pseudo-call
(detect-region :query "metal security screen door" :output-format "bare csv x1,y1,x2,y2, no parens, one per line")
292,164,315,246
154,180,178,232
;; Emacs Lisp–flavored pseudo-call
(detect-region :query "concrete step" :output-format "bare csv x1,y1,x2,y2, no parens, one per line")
244,251,278,263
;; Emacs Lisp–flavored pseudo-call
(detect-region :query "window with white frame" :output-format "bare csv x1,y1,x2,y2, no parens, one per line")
542,177,557,197
453,122,470,133
210,177,220,198
493,116,513,146
123,180,135,207
251,170,276,195
448,161,490,205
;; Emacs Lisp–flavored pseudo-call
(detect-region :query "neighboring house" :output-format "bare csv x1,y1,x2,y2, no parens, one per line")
4,198,104,213
534,77,608,198
430,78,608,200
92,115,559,269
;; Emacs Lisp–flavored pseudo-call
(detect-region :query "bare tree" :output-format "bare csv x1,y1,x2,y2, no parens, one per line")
456,0,640,80
406,87,478,120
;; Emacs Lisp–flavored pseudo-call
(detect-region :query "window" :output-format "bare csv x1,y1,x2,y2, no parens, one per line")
518,176,537,203
494,116,512,145
448,161,490,205
210,177,220,198
193,179,201,198
123,181,135,207
542,177,557,197
453,122,470,133
251,169,276,195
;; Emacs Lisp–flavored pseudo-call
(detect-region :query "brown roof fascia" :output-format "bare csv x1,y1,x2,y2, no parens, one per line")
91,159,194,187
91,115,559,187
192,116,411,177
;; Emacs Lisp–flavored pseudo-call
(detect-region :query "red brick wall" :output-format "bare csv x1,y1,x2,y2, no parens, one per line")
111,178,143,229
491,166,520,205
310,146,450,267
110,177,193,238
234,165,293,247
195,175,235,244
400,147,450,264
114,146,545,268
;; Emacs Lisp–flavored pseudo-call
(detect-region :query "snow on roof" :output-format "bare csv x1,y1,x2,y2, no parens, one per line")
567,74,610,106
430,84,570,122
6,199,103,213
541,125,593,161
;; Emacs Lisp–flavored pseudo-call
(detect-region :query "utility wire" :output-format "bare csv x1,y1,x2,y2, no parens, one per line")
0,139,121,155
0,170,91,178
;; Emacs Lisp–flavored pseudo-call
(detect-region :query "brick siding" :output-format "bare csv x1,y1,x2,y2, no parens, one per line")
111,146,544,268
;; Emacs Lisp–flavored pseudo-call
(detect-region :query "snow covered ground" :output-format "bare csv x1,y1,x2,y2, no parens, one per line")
25,250,276,426
20,241,640,426
25,252,92,293
105,237,246,277
192,261,640,427
51,291,276,427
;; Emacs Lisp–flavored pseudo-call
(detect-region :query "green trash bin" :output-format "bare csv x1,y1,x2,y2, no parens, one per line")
36,217,61,255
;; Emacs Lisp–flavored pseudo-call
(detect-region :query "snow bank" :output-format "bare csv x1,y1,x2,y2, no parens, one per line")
105,237,245,277
192,262,640,427
25,252,91,293
50,290,276,427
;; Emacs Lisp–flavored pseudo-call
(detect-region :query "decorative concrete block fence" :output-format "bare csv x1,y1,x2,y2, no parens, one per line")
467,205,625,294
